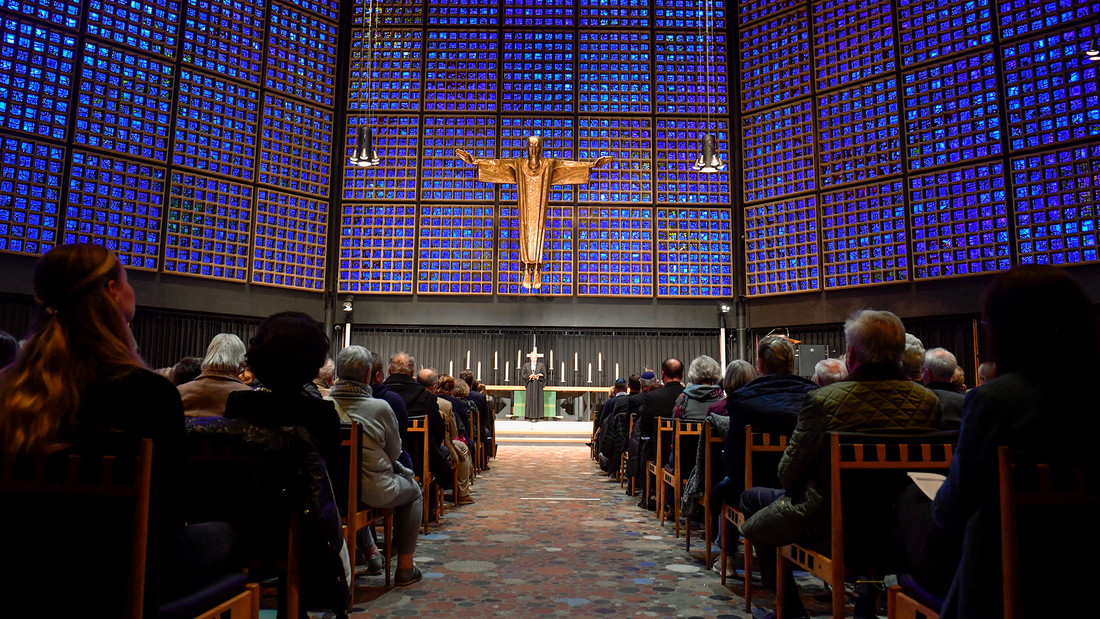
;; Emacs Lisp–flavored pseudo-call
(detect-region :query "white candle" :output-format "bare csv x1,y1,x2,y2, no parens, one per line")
466,350,470,370
449,360,453,376
517,349,521,369
588,363,592,383
477,361,481,381
506,361,510,381
574,351,578,368
616,362,620,378
494,351,498,369
560,361,564,381
549,349,553,369
598,352,603,371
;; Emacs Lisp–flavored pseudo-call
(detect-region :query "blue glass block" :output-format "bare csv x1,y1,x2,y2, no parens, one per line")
165,171,253,281
818,77,902,187
253,188,328,290
655,32,729,116
0,136,64,257
998,0,1098,40
350,29,423,113
577,118,653,203
424,39,500,112
502,31,575,113
87,0,180,59
503,0,574,26
813,0,895,90
740,8,810,111
288,0,339,21
744,196,820,296
655,0,725,29
903,51,1001,171
427,0,499,26
0,18,77,141
655,118,731,204
578,31,652,114
742,101,816,202
578,0,650,27
259,94,333,196
1002,23,1100,152
174,70,259,180
265,2,338,106
898,0,992,67
180,0,263,84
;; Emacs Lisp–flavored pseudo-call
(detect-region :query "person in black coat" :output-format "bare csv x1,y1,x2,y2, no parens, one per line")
714,336,818,505
384,352,451,488
637,358,685,462
224,312,341,472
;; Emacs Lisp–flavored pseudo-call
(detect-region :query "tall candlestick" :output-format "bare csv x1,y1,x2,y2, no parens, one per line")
615,362,620,378
588,363,592,383
517,349,521,369
449,360,453,376
466,350,470,370
549,349,553,369
477,361,481,381
494,351,498,370
574,351,578,368
560,361,564,381
598,352,602,372
506,361,510,381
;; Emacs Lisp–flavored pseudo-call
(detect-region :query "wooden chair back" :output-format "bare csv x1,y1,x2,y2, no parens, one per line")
998,446,1098,619
778,431,957,619
720,425,790,607
661,419,703,535
340,421,393,588
405,416,437,532
0,439,257,619
685,419,725,564
646,417,675,514
0,440,153,619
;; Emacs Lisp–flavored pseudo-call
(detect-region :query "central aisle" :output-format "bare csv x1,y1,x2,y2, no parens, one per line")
348,444,757,618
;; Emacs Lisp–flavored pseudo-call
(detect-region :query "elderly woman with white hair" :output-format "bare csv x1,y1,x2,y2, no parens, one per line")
673,355,725,420
178,333,252,417
328,345,424,587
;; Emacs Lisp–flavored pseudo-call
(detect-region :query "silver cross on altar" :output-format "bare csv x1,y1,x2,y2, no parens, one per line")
526,346,544,366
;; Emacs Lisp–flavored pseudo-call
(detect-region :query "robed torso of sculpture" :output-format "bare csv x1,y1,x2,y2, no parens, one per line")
456,136,611,290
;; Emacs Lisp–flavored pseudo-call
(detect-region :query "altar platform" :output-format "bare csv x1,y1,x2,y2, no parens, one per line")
493,420,593,446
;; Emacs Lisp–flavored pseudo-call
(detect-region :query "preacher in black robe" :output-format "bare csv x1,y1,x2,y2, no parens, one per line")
521,361,546,420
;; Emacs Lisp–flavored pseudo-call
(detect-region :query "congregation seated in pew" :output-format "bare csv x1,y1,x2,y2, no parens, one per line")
178,333,252,418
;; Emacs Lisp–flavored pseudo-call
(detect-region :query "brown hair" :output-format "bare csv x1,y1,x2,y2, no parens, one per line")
0,244,144,453
438,374,456,393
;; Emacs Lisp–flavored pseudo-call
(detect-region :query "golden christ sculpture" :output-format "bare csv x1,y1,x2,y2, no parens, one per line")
456,136,611,290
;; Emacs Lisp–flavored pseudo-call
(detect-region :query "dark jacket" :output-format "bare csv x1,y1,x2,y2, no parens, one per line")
185,417,349,613
384,373,449,481
634,381,685,462
741,363,943,545
224,390,341,473
372,382,414,470
932,372,1098,619
926,381,964,429
722,373,818,495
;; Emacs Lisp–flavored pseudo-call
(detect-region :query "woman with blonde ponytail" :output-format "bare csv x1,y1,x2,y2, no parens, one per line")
0,243,237,602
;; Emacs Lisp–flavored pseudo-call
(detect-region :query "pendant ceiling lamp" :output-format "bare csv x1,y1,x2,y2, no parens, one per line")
692,0,726,174
349,0,382,167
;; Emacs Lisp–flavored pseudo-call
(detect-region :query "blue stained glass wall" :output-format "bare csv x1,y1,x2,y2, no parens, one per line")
577,206,653,296
502,30,575,114
417,204,495,295
75,41,175,162
656,207,733,297
503,0,574,27
578,117,653,203
578,0,650,28
498,205,574,296
86,0,180,59
253,188,327,290
820,180,908,288
266,1,338,108
424,29,497,113
65,150,165,270
164,172,252,281
654,118,731,204
0,136,64,256
173,69,259,181
909,162,1010,279
421,116,497,202
258,94,333,197
181,0,264,83
898,0,992,67
350,28,422,112
744,196,820,295
1011,143,1099,266
578,30,651,114
499,117,576,203
340,204,416,293
739,7,810,112
813,0,896,90
4,0,81,28
0,17,77,141
817,77,901,187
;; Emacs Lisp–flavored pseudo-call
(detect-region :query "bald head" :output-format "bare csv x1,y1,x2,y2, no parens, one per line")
417,367,438,391
661,358,683,382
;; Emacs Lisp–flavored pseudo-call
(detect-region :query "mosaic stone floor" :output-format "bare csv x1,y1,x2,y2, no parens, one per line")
332,444,838,618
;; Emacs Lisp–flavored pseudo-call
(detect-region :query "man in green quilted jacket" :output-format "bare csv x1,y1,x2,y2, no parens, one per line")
739,309,943,619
